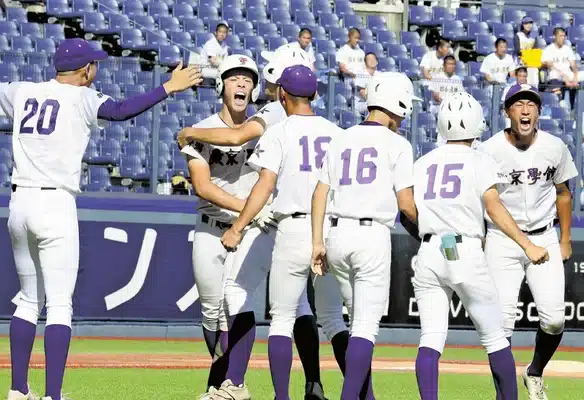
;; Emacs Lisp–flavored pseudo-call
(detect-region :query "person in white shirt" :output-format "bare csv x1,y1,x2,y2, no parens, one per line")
286,28,316,71
420,39,452,82
542,27,581,108
481,38,517,84
336,28,365,80
191,21,230,80
430,55,464,117
355,52,378,114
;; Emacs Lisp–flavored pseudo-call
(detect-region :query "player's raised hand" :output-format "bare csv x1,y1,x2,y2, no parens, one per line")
221,227,242,252
525,244,550,265
560,241,572,262
311,243,328,276
163,61,203,94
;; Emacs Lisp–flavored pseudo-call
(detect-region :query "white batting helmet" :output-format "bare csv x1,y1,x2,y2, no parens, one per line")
261,46,311,84
437,92,487,141
216,54,261,102
366,72,422,118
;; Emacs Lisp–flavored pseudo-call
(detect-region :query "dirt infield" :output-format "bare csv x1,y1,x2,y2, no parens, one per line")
1,354,583,378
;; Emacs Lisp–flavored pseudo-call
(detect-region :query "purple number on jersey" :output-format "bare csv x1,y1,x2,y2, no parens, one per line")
424,163,463,200
339,147,378,186
19,98,61,136
299,135,332,172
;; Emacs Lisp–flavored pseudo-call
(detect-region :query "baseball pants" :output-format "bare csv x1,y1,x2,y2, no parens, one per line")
8,187,79,328
413,234,509,354
485,227,565,337
325,218,391,344
268,214,348,339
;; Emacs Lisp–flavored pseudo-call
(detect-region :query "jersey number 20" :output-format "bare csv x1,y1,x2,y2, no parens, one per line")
424,163,463,199
19,98,60,136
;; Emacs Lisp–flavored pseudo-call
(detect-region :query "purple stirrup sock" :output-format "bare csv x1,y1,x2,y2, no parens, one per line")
488,347,518,400
268,335,293,400
10,317,37,394
44,324,72,400
415,347,441,400
528,326,563,377
226,312,256,386
341,337,374,400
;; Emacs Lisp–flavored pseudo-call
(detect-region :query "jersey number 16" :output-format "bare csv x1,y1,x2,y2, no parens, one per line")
19,98,60,136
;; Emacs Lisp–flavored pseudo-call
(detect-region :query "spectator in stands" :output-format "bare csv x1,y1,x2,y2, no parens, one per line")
354,52,378,114
420,39,452,83
336,28,365,80
429,55,464,116
287,28,316,71
481,38,517,85
192,21,229,79
542,27,581,108
514,16,538,59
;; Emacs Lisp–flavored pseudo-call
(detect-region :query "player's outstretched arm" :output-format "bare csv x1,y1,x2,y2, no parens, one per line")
397,187,418,224
177,120,264,148
484,186,549,265
310,181,329,276
555,181,573,260
97,61,202,121
188,158,247,213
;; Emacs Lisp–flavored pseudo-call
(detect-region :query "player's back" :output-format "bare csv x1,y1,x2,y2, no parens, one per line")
262,115,342,216
414,144,501,238
324,123,413,227
4,80,108,193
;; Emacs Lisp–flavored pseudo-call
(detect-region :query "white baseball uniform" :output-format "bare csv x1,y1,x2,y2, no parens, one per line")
249,102,350,340
246,114,347,339
479,130,578,336
319,122,412,344
0,80,110,328
412,144,511,354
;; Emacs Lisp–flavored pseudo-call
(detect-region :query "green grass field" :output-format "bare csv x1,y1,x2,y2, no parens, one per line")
0,337,583,399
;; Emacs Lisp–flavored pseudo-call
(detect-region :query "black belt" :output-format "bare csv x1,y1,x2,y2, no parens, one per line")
291,212,307,219
330,217,373,227
423,234,462,243
201,214,232,230
12,184,56,192
521,224,551,236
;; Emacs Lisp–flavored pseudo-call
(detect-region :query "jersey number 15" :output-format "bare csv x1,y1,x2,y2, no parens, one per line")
19,98,61,136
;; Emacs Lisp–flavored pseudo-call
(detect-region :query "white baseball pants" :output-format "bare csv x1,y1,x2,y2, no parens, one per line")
8,186,79,328
325,218,391,344
485,227,565,337
192,214,313,332
268,215,348,339
413,235,509,354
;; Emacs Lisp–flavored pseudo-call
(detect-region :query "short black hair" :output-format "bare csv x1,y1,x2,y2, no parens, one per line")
554,27,566,35
348,27,361,36
365,52,378,60
299,28,312,37
443,54,456,64
495,38,507,47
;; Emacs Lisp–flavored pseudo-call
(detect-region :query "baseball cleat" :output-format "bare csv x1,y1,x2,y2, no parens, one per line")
304,382,328,400
523,364,548,400
7,389,39,400
209,379,251,400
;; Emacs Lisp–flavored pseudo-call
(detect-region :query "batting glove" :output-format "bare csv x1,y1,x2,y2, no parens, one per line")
252,205,278,233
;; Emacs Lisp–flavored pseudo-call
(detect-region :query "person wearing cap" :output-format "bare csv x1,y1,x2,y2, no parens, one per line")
218,65,349,400
178,47,354,400
192,21,230,79
2,38,201,400
310,71,418,399
478,83,578,400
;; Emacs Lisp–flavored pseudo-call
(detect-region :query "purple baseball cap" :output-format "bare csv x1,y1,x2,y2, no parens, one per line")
54,38,108,72
503,83,541,109
276,65,317,97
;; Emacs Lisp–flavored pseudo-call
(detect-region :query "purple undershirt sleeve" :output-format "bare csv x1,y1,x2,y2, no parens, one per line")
97,85,169,121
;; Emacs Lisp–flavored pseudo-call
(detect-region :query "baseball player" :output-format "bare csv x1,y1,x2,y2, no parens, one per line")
218,65,354,400
3,38,201,400
180,48,354,399
412,92,551,400
311,72,419,399
479,84,578,400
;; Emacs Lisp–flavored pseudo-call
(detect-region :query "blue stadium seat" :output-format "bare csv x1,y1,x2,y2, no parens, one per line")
0,63,20,81
20,23,42,38
400,31,421,47
123,0,146,17
158,44,181,65
35,38,56,54
97,0,119,15
0,21,18,37
45,24,66,41
158,16,181,32
21,65,44,82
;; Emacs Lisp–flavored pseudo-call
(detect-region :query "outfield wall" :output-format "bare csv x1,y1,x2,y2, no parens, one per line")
1,189,584,346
